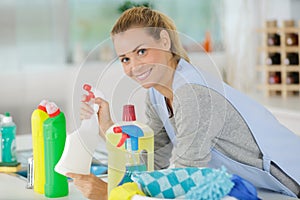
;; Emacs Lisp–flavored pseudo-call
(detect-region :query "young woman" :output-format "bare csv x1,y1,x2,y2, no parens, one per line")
67,7,300,199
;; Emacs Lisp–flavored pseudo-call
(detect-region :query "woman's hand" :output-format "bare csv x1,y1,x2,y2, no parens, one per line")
67,173,108,200
80,96,114,138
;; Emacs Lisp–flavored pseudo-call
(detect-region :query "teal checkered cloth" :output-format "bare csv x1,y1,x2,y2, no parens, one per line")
131,167,234,199
131,168,207,198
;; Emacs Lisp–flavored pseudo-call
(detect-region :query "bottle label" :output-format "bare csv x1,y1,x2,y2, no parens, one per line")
0,132,2,162
11,139,16,162
1,126,17,163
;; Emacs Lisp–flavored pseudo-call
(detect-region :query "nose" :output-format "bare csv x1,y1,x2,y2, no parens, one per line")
128,57,141,74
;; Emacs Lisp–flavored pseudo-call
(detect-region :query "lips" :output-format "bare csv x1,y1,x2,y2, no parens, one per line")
135,68,152,81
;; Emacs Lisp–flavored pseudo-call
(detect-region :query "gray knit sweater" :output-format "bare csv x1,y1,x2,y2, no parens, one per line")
145,84,299,196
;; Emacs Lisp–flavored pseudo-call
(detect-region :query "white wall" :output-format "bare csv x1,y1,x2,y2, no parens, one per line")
0,62,149,135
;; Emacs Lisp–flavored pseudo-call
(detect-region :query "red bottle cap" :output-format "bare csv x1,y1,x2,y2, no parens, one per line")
122,105,136,121
46,102,61,118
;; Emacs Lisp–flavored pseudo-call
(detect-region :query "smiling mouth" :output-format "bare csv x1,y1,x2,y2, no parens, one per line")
135,68,152,81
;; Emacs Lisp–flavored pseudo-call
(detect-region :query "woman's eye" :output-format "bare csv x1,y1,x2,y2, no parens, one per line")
121,57,129,63
137,49,146,56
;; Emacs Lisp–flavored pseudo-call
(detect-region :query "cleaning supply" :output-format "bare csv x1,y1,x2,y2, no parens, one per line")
0,112,17,163
113,125,147,185
0,162,21,172
26,157,34,189
109,182,146,200
0,129,2,162
131,167,205,198
106,105,154,196
130,167,260,200
55,84,104,176
43,102,68,198
31,100,49,194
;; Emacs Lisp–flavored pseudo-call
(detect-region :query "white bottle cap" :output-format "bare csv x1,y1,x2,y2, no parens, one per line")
46,102,61,118
2,113,12,124
38,100,48,112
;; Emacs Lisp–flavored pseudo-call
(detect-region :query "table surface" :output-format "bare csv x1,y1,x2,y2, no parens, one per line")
1,171,299,200
0,173,86,200
8,131,299,200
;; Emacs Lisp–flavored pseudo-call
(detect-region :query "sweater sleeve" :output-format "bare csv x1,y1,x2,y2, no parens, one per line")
172,84,227,168
145,92,173,170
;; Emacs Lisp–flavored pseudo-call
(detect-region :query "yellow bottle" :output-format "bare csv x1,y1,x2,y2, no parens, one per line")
106,105,154,196
31,100,49,194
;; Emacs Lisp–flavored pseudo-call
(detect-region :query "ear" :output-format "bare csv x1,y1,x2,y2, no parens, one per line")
160,30,171,51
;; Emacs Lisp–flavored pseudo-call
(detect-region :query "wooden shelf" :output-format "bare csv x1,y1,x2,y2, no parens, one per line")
258,20,300,97
284,46,300,52
286,66,300,72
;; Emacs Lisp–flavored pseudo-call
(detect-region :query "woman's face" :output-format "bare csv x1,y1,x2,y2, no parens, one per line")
113,28,174,89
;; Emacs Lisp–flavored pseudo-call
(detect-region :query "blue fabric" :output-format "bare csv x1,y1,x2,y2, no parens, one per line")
185,167,234,200
131,167,259,200
229,174,261,200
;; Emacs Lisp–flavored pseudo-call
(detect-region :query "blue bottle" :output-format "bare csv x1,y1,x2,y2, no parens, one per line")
0,112,17,163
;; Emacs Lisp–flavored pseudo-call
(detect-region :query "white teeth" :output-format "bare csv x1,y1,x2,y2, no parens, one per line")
136,69,152,81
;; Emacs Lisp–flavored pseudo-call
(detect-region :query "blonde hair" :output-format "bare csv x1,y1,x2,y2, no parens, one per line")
111,7,190,63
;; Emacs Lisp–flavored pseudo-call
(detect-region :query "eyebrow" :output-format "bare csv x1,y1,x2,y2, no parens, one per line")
118,44,144,57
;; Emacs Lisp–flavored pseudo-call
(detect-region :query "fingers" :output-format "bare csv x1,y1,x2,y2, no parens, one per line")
94,97,108,106
80,101,94,120
66,173,95,181
67,172,108,200
66,172,85,179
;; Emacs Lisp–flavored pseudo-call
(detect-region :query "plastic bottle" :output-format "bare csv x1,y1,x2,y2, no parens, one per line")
0,130,2,163
0,112,17,163
106,105,154,196
31,100,49,194
55,84,104,176
113,124,147,185
43,102,68,198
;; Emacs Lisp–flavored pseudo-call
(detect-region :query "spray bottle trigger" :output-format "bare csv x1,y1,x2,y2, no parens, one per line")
117,134,130,148
82,84,95,103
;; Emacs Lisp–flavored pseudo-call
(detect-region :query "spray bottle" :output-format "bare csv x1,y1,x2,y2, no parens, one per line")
43,102,68,198
31,100,49,194
0,112,17,163
113,124,146,185
106,105,154,196
55,84,104,176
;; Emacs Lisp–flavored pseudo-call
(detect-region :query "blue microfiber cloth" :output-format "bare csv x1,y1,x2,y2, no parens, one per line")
185,167,234,200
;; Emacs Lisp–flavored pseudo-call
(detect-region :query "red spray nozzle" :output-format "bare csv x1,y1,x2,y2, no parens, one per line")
83,84,92,91
113,126,129,147
113,125,143,151
82,84,95,102
113,126,122,133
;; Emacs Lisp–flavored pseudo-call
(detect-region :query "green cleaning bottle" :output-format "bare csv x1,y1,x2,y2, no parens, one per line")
43,102,68,198
0,112,17,163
